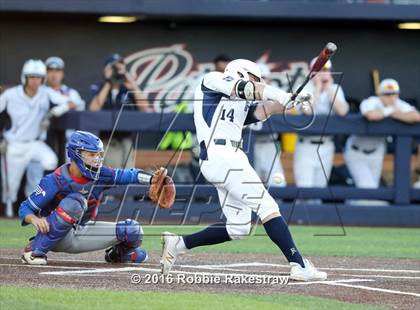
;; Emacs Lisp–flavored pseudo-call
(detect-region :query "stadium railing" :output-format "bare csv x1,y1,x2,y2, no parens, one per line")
52,111,420,206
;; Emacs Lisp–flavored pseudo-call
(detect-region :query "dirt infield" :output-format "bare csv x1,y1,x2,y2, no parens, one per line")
0,249,419,309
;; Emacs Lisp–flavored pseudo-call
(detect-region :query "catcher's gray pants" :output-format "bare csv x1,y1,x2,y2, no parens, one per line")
52,221,118,254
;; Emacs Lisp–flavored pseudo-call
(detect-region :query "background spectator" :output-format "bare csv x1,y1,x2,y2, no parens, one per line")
293,59,349,202
345,79,420,189
0,59,74,215
89,53,153,168
46,56,85,111
213,54,231,73
25,56,87,183
27,56,86,195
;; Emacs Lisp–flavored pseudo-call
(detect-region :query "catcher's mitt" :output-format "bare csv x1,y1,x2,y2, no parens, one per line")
149,167,175,209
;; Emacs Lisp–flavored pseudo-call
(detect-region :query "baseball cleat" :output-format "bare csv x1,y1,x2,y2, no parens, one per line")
160,231,182,274
289,258,327,281
21,251,47,265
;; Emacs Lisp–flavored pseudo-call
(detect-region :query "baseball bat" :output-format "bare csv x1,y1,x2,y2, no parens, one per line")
290,42,338,101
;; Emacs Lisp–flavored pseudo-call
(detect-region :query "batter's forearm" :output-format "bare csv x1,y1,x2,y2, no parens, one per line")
232,81,289,106
254,101,285,121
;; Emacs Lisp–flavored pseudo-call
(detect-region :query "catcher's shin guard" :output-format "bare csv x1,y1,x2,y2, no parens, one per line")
116,219,143,248
31,193,85,256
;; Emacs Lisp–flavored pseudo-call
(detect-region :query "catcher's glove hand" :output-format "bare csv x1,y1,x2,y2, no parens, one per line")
149,167,175,209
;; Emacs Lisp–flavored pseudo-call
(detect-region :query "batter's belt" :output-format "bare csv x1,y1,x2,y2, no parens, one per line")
199,139,243,161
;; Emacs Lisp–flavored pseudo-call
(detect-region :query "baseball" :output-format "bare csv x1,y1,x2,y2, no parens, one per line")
272,172,285,185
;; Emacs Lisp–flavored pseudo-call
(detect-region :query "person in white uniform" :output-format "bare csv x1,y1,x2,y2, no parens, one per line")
345,79,420,188
0,59,75,213
45,56,85,149
251,62,286,187
45,56,85,112
26,56,86,196
160,59,327,281
294,59,349,192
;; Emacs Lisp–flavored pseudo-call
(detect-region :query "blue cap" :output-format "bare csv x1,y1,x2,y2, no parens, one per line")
104,53,123,66
45,56,65,70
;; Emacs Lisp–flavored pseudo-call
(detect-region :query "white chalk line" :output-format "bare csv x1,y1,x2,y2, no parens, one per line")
322,282,420,298
39,265,373,287
3,259,419,297
335,273,420,280
2,256,419,273
289,279,374,286
40,266,147,275
0,263,93,270
194,262,420,274
2,257,420,280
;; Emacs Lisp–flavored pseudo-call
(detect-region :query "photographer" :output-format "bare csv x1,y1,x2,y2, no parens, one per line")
89,53,152,112
89,53,153,168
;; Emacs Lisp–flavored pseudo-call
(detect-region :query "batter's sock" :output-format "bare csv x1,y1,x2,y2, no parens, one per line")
263,216,305,268
183,223,231,250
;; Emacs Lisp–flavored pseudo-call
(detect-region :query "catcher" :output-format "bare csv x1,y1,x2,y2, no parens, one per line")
18,130,175,265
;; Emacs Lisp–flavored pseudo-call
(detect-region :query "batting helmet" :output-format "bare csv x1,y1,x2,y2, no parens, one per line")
224,59,262,82
21,59,46,85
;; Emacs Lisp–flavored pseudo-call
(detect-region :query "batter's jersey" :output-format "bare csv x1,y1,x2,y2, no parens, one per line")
18,164,145,225
194,71,259,145
0,85,70,142
348,96,416,149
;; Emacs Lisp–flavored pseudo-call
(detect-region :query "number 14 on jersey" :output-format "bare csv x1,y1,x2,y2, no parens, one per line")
220,108,234,122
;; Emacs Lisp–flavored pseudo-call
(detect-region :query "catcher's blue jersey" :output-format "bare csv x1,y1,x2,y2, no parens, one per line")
19,164,142,225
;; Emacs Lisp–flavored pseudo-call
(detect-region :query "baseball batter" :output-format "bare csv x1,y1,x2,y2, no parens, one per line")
345,79,420,188
19,130,175,265
160,59,327,281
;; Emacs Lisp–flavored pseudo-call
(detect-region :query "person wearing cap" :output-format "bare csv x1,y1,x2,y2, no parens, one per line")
293,58,349,201
344,79,420,189
45,56,85,111
89,53,152,168
250,62,286,187
89,53,152,112
0,59,76,216
42,56,86,170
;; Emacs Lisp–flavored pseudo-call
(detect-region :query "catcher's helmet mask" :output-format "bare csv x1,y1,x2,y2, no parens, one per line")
67,131,105,180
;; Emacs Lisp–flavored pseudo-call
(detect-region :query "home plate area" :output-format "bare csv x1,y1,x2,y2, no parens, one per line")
0,250,419,309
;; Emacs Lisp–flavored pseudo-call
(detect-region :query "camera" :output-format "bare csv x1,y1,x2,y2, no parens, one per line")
110,63,126,84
